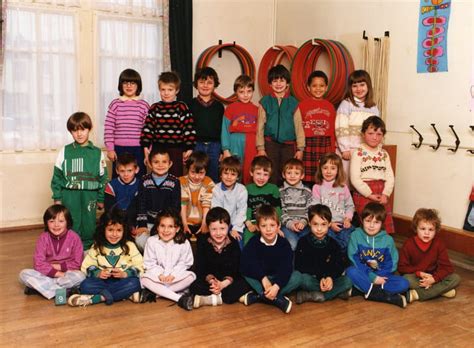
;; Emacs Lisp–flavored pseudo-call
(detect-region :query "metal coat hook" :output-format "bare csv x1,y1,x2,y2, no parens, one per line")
470,125,474,131
447,125,460,152
217,40,236,58
430,123,442,150
468,126,474,154
410,125,424,148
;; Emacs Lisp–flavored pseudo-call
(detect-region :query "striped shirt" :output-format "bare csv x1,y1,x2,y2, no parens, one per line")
104,98,150,150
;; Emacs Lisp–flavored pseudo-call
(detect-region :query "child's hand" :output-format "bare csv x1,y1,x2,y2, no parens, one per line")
291,221,305,232
343,218,352,229
373,276,387,285
331,222,342,232
379,194,388,204
183,224,192,234
341,151,351,160
419,273,435,288
97,202,104,210
54,200,62,205
230,230,241,240
320,277,333,292
209,279,223,295
222,150,232,159
159,274,175,283
130,227,138,237
264,284,279,300
107,150,117,162
99,269,112,279
199,222,208,234
51,263,62,271
368,194,382,202
294,150,303,160
135,227,148,236
277,229,285,237
111,268,127,279
246,221,257,233
262,276,272,291
55,271,65,278
183,150,193,162
257,149,267,157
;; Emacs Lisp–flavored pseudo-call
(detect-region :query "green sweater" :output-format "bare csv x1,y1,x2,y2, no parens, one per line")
51,141,108,202
246,183,282,223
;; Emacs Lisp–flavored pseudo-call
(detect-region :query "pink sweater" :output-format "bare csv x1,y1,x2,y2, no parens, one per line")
33,229,84,277
104,98,150,150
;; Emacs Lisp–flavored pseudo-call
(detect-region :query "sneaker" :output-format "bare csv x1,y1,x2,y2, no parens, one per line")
177,294,193,311
24,286,40,296
441,289,456,298
296,290,325,304
338,288,352,300
407,289,419,303
242,291,260,306
273,296,292,314
68,294,93,307
140,288,157,303
193,295,202,308
129,291,141,303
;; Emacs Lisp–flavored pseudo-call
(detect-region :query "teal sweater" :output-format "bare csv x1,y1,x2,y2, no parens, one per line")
51,141,108,202
246,183,282,223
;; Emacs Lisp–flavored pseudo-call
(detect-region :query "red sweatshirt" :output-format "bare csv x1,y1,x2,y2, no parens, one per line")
398,235,454,282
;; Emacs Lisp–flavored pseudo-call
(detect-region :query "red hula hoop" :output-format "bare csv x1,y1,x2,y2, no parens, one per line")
257,45,297,96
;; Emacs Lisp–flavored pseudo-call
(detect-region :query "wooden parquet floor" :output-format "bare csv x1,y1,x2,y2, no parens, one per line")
1,229,473,347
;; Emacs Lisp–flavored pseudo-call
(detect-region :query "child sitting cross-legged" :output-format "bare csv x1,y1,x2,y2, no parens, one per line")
19,204,85,300
398,208,460,303
294,204,352,304
190,207,251,308
68,209,143,307
179,151,215,241
240,205,302,314
140,208,196,311
346,202,409,308
280,158,315,251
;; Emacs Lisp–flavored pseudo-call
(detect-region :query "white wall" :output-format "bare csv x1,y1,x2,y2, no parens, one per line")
276,0,473,228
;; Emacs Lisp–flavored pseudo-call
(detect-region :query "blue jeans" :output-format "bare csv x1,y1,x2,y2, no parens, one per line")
328,226,355,254
114,145,146,179
194,141,221,182
281,226,311,251
80,276,141,305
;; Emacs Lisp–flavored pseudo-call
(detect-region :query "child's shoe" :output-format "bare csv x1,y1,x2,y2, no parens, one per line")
273,296,292,314
441,289,456,298
296,290,325,304
140,288,157,303
242,291,261,306
177,294,194,311
407,289,419,303
129,291,141,303
68,294,93,307
337,288,352,300
24,286,40,296
366,286,407,308
193,294,222,308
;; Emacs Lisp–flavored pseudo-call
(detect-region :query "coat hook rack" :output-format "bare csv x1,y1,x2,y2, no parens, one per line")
410,125,424,148
362,30,390,42
217,40,236,58
447,125,460,152
470,125,474,131
430,123,442,150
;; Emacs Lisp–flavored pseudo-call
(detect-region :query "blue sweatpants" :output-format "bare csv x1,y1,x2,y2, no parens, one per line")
346,266,409,294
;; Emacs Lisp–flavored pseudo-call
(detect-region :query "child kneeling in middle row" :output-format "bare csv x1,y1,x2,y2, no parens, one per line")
240,205,302,314
190,207,251,308
294,204,352,303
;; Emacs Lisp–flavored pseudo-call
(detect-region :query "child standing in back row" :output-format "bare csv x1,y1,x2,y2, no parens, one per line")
257,65,305,185
221,75,259,184
104,69,149,178
295,71,336,185
190,67,225,182
350,116,394,233
51,112,108,250
335,70,379,180
141,71,196,177
398,208,460,303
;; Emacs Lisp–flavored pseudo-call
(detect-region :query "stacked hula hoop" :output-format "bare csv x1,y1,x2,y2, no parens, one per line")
196,40,354,105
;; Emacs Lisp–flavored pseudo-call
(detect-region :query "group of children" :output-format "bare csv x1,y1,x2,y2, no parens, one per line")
19,65,460,313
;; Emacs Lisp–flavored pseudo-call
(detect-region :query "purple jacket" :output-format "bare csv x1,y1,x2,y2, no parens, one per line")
33,229,84,277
